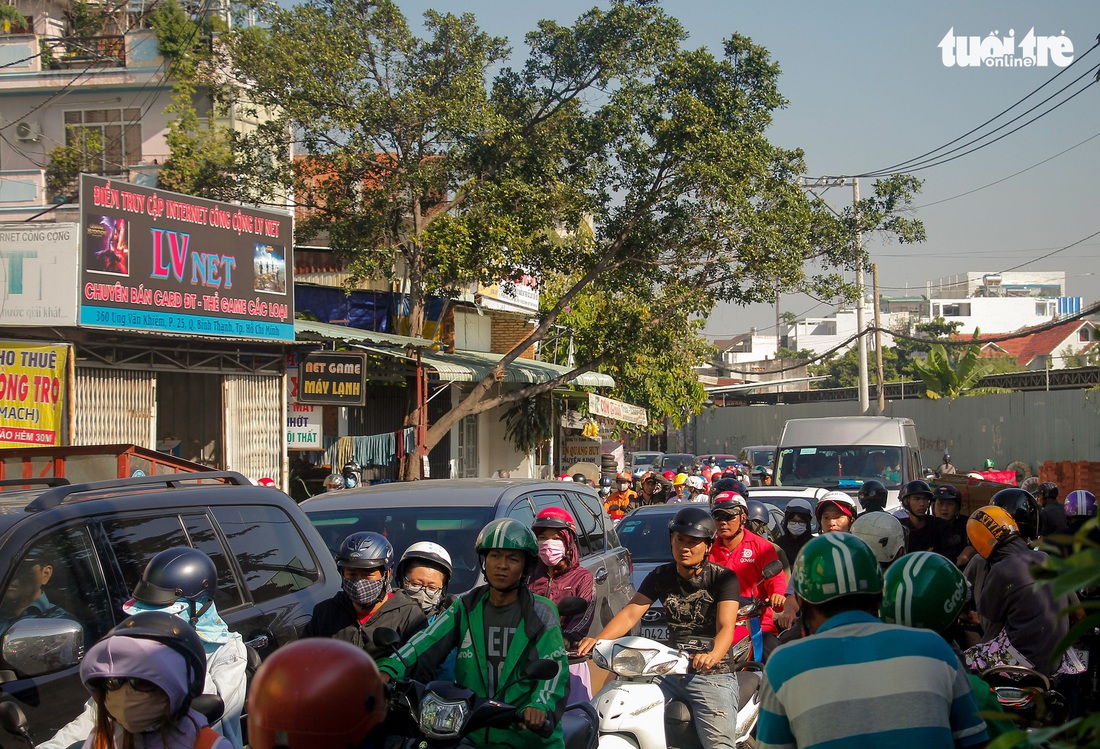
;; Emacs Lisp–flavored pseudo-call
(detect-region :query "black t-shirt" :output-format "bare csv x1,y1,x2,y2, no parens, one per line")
483,599,521,694
1040,502,1068,537
940,515,969,562
901,515,952,556
637,561,740,653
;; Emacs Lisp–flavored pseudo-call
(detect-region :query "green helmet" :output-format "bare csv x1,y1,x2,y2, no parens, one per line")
881,551,969,633
475,518,538,560
792,533,883,605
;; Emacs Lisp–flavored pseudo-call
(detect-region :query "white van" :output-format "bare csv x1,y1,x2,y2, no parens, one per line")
774,416,925,513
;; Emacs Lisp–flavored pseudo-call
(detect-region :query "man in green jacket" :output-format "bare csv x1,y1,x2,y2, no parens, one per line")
377,518,569,749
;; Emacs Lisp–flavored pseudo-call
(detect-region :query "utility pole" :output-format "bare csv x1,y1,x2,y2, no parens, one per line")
873,263,885,414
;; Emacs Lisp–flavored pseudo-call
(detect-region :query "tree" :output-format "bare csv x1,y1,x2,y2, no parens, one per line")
45,127,104,202
222,0,925,475
818,344,901,389
893,316,963,373
909,340,1012,399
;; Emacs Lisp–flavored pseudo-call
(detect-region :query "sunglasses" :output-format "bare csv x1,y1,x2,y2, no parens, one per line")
92,677,160,693
713,510,744,522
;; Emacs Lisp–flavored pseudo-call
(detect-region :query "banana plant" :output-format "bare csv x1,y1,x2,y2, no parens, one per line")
910,341,1012,399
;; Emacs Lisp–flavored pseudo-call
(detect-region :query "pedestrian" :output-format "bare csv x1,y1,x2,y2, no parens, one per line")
937,452,958,477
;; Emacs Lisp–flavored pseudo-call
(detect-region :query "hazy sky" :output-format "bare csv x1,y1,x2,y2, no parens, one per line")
395,0,1100,337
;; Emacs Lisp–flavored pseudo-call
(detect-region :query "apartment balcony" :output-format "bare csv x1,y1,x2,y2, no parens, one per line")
0,29,163,82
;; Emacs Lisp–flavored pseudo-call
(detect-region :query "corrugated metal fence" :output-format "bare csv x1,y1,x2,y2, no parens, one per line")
74,368,156,448
695,390,1100,478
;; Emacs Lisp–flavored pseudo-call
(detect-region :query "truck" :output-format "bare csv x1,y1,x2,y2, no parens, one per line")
773,416,925,513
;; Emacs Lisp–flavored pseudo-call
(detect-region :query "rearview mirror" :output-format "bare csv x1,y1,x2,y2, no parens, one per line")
526,658,559,681
556,596,587,618
762,560,784,580
372,627,401,652
3,617,84,676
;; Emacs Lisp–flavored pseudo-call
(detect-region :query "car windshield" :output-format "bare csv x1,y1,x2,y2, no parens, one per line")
306,506,496,593
702,456,739,469
658,454,694,470
616,513,674,564
631,453,661,467
745,450,774,468
775,446,903,489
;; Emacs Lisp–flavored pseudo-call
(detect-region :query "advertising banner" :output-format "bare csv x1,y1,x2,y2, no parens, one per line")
0,342,68,447
297,351,367,405
0,223,80,326
287,366,323,450
78,175,294,341
588,392,648,427
563,435,601,465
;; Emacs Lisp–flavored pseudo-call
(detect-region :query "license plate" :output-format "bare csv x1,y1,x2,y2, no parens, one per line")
642,626,668,641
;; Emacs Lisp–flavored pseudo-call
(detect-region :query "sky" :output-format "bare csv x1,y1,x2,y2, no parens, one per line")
394,0,1100,339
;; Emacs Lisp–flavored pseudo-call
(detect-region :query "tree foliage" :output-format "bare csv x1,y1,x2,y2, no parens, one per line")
909,340,1011,399
45,127,104,202
220,0,926,462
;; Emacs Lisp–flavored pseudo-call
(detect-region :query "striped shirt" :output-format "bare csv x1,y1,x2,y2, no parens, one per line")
757,610,988,749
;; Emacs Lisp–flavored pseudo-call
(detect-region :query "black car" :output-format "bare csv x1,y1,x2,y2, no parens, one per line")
0,472,340,748
301,479,636,634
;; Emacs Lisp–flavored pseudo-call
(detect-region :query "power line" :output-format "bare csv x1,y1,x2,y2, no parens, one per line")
999,228,1100,273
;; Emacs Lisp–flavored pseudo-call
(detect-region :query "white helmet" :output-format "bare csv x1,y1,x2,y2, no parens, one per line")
396,541,453,584
686,475,705,490
851,512,907,566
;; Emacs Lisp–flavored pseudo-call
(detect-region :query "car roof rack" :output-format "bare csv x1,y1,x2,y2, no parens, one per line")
25,471,251,513
0,477,71,489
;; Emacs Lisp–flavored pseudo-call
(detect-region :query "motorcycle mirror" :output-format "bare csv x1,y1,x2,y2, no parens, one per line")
762,560,784,580
373,627,402,652
0,700,30,742
525,659,560,681
556,596,588,618
191,695,224,724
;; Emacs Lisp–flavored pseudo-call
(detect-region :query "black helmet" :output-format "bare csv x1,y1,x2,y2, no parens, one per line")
901,480,934,500
932,484,962,505
336,532,394,572
745,500,776,538
132,548,217,625
857,480,888,512
1035,482,1059,503
668,506,717,542
99,610,206,707
711,478,748,499
571,473,587,485
992,488,1041,541
599,476,613,488
342,460,361,488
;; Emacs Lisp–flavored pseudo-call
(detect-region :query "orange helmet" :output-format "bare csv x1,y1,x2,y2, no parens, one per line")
966,505,1019,559
248,639,386,749
615,472,631,483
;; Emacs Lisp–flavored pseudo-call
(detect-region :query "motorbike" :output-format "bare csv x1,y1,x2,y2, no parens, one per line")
728,560,784,665
981,665,1070,729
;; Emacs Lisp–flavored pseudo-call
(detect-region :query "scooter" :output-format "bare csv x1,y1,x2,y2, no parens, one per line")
981,665,1070,729
728,560,784,665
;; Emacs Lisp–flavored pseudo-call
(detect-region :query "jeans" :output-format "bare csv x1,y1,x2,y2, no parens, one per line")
658,671,739,749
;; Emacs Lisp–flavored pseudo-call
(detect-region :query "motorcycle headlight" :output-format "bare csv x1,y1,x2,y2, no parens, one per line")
418,692,470,739
611,647,658,677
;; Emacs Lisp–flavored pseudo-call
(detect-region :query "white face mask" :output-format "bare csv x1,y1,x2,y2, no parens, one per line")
786,521,808,536
618,483,630,491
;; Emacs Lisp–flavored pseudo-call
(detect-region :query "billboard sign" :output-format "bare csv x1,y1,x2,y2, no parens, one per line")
0,342,69,447
297,351,367,406
0,223,79,326
287,366,323,449
78,175,294,341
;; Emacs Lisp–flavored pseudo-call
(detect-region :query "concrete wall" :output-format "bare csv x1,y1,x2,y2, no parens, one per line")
694,389,1100,481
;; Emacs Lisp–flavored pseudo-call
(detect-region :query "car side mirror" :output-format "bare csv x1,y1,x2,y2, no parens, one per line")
762,560,784,580
2,617,84,677
526,658,559,681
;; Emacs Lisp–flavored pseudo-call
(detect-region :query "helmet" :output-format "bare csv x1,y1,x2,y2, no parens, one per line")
82,610,207,715
132,547,216,607
721,467,739,479
901,480,934,501
1066,490,1097,518
615,472,631,483
686,476,705,491
475,518,538,560
711,478,748,499
532,506,578,536
336,532,394,572
745,500,776,538
932,484,962,506
815,491,857,523
881,552,969,633
396,541,453,585
712,493,748,514
967,505,1018,559
1035,482,1059,503
983,458,995,470
560,474,574,482
668,506,717,542
323,473,344,491
851,512,907,566
342,460,361,488
248,639,386,749
991,488,1041,541
792,533,883,604
673,473,688,486
857,480,888,512
663,470,676,482
571,473,587,485
943,452,951,462
784,497,814,520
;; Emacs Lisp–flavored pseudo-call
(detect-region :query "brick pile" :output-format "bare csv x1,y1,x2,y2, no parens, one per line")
1039,461,1100,497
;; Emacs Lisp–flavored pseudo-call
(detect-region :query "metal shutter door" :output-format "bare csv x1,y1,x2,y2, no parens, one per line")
223,374,283,481
74,368,156,447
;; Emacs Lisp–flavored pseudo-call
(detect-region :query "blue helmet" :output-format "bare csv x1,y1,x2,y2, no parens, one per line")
336,532,394,572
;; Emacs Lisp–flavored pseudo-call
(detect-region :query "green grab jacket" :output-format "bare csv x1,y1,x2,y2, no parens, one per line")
377,585,569,749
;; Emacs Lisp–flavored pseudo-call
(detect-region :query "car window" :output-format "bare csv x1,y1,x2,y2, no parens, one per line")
0,526,114,668
307,506,494,594
101,515,189,598
183,514,246,611
617,513,673,564
524,492,592,556
566,491,607,555
505,497,536,529
212,505,320,605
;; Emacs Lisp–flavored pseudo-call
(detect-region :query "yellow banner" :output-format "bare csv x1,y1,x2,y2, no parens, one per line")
0,343,68,447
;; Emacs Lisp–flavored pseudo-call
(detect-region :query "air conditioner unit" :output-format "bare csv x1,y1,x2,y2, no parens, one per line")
14,121,41,142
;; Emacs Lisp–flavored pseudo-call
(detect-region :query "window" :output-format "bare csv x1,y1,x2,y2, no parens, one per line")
101,515,188,598
566,491,607,555
941,303,971,317
1079,328,1091,343
183,514,245,612
212,505,320,604
63,108,142,174
0,526,115,671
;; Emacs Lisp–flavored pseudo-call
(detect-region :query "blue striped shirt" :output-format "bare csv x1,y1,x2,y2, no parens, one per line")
757,610,988,749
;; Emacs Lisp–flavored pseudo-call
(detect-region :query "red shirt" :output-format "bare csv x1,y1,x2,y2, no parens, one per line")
708,530,787,635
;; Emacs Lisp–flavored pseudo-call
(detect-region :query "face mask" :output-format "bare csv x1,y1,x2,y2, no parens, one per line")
105,684,170,734
599,486,611,497
618,483,629,491
786,521,808,536
537,539,566,567
405,585,443,615
343,575,387,607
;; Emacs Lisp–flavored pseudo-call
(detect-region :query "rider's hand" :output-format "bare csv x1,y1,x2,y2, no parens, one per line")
379,672,391,685
769,593,786,611
775,608,794,630
521,707,546,731
576,637,598,656
692,651,721,671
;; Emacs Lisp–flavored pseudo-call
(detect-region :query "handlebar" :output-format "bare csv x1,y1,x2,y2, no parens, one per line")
515,709,554,739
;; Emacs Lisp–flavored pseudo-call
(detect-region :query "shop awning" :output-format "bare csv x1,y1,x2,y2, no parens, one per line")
294,319,437,349
356,345,614,388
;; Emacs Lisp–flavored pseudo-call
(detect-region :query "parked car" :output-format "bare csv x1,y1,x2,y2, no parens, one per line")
628,451,663,481
653,453,695,474
0,472,340,749
300,479,636,635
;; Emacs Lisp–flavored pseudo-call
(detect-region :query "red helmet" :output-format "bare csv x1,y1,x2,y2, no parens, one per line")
248,639,386,749
532,506,578,535
662,470,676,481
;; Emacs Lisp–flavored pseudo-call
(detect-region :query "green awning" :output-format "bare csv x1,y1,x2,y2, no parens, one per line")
356,345,614,388
294,319,437,349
